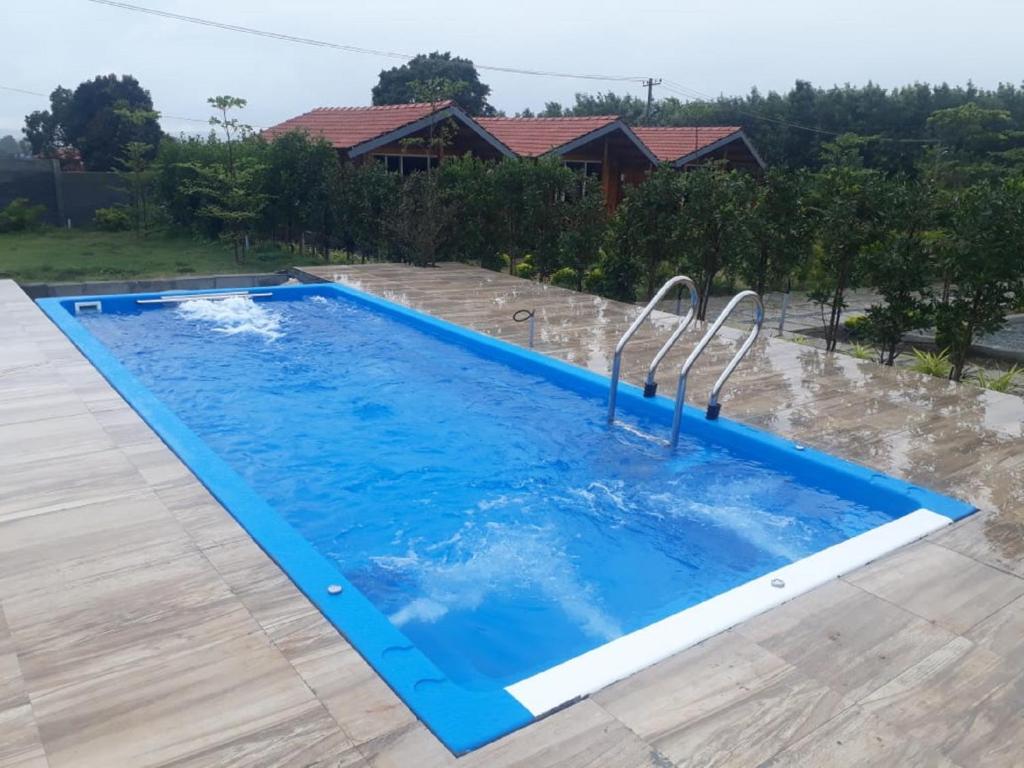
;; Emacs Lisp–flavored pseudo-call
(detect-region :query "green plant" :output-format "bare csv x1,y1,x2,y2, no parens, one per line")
934,178,1024,381
843,315,870,340
909,348,952,378
973,365,1021,392
515,261,536,280
550,266,578,289
848,343,874,360
93,206,132,231
0,198,47,232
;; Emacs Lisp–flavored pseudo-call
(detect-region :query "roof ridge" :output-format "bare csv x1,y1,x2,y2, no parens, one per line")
478,114,619,122
634,125,742,131
309,101,454,113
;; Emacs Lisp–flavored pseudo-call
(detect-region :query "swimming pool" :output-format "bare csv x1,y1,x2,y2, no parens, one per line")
40,283,974,753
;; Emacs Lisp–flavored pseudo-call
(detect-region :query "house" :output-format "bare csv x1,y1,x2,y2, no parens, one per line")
632,126,764,171
261,101,514,171
475,115,658,209
262,103,764,209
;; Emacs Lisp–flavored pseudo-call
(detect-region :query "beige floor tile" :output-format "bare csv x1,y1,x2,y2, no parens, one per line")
859,637,1024,768
965,594,1024,668
595,630,848,767
0,448,147,522
32,631,338,768
456,699,667,768
290,643,415,747
760,706,962,767
846,542,1024,634
0,492,183,599
736,579,957,702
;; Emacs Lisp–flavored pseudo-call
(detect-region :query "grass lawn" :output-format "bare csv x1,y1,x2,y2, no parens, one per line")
0,229,305,283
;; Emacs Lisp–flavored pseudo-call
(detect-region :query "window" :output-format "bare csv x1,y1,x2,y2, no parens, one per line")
564,160,602,178
564,160,603,197
373,154,440,175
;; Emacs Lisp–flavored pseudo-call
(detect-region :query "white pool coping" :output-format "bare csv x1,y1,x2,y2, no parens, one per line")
506,508,951,716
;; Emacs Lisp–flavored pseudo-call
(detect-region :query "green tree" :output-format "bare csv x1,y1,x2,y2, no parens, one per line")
436,155,503,268
372,52,494,116
331,161,401,261
262,131,338,257
933,178,1024,381
604,167,686,301
742,167,815,294
0,135,26,157
184,96,265,262
112,105,161,236
860,178,936,365
25,75,162,170
808,136,886,351
926,103,1023,188
556,179,608,290
389,170,455,267
491,158,574,276
676,163,757,320
23,86,72,157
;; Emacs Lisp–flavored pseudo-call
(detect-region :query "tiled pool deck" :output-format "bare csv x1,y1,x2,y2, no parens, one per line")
1,264,1022,767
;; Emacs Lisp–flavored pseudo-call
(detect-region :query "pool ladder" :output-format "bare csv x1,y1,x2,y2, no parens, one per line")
607,279,765,448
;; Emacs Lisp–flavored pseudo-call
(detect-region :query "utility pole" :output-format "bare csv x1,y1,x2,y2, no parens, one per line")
642,78,662,124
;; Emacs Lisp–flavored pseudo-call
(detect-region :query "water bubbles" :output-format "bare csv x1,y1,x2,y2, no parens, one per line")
176,296,284,340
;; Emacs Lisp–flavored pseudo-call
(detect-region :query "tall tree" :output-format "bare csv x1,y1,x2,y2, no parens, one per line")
676,163,757,320
23,86,72,156
808,136,886,351
742,167,815,295
29,75,163,170
860,178,936,365
933,178,1024,381
0,135,27,157
372,52,495,116
262,131,338,255
184,97,265,263
605,167,686,301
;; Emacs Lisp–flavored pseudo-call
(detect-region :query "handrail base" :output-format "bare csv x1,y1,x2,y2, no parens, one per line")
705,403,721,420
643,382,658,398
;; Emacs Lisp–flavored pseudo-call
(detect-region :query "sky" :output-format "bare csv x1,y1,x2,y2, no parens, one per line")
2,0,1022,139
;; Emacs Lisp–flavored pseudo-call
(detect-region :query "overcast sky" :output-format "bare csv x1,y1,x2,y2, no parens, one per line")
3,0,1022,139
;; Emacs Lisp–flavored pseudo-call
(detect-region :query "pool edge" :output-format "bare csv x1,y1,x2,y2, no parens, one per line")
505,508,951,715
34,283,977,754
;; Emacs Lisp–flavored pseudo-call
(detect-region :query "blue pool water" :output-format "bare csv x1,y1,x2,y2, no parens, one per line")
76,291,901,688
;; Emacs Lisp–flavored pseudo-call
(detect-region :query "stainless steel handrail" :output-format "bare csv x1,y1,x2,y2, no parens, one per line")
669,290,764,447
642,278,699,398
607,275,699,423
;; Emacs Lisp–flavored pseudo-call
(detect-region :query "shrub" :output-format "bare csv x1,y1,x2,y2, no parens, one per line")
515,261,536,280
909,348,952,378
848,342,874,360
843,314,870,340
93,206,133,231
550,267,578,289
0,198,46,232
973,365,1021,393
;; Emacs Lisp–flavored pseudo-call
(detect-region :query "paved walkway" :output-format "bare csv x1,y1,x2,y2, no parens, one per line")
1,265,1022,767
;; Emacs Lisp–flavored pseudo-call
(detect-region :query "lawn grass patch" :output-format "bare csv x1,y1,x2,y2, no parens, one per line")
0,229,302,283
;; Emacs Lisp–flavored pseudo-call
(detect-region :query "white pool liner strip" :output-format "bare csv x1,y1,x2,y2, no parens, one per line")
506,508,951,716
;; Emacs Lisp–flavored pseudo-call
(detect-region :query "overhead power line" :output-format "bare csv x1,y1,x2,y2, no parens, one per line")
86,0,647,84
0,83,215,127
0,84,48,97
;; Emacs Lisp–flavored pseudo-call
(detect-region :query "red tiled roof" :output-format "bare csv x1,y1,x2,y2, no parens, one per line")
261,101,455,150
632,126,743,162
475,115,619,157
